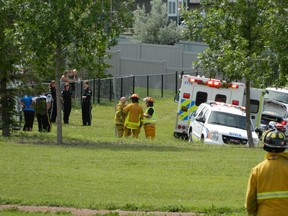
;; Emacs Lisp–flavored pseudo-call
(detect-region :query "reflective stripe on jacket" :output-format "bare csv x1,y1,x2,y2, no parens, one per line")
143,107,156,124
245,152,288,216
115,102,126,124
123,102,143,129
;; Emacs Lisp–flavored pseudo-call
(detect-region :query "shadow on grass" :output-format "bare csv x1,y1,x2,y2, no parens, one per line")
4,132,207,153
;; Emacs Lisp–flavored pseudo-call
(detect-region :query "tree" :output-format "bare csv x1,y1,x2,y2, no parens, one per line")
15,0,133,144
0,1,22,136
182,0,288,147
133,0,181,45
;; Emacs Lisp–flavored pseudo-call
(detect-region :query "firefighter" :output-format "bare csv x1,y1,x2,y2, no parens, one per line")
123,93,143,138
245,129,288,215
81,80,92,126
114,96,127,137
143,97,156,140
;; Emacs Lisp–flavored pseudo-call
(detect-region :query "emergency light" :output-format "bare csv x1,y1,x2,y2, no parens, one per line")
230,84,239,89
188,78,203,84
207,80,221,88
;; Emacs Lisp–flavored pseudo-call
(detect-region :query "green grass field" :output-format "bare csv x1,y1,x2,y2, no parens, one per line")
0,96,265,215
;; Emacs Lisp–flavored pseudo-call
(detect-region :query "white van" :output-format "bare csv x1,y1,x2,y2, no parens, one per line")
188,101,259,145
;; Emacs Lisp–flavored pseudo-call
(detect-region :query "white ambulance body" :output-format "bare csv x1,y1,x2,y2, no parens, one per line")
174,75,264,139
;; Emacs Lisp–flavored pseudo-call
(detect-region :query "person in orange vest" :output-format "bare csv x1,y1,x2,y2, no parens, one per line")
123,93,143,138
114,96,127,138
245,129,288,216
143,97,156,140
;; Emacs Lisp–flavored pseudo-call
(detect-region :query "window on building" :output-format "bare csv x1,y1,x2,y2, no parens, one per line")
168,0,177,17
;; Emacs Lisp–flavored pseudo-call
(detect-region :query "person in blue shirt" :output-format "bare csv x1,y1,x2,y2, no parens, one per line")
19,95,35,131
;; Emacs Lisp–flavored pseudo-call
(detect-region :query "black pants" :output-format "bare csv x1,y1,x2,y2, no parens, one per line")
37,113,51,132
50,101,57,122
63,102,72,124
82,102,91,126
23,110,35,131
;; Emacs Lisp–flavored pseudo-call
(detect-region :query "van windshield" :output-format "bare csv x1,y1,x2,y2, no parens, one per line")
208,111,246,130
265,90,288,104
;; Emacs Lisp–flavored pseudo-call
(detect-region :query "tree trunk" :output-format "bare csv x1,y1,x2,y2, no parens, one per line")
1,73,11,137
55,43,63,144
245,80,254,147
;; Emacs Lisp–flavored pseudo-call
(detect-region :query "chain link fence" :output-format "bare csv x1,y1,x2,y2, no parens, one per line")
69,71,201,104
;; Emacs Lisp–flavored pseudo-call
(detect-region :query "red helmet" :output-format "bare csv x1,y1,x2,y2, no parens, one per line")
129,93,140,99
143,97,155,103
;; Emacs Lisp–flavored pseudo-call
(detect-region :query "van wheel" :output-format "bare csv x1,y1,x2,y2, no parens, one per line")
188,130,193,142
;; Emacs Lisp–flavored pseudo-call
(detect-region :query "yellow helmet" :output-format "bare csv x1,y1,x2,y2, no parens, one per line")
143,97,155,103
129,93,140,99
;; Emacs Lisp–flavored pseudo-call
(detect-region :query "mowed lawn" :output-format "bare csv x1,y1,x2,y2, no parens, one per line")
0,96,265,215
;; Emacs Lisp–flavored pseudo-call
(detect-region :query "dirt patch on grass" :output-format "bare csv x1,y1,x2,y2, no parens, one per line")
0,205,199,216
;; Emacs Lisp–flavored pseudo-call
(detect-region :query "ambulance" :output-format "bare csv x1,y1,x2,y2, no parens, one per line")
174,75,264,139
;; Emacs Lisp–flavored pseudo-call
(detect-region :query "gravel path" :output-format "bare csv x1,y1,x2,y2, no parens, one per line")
0,205,198,216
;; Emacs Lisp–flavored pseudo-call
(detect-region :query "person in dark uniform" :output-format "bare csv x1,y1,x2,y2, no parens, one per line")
81,80,92,126
61,82,72,124
34,93,52,132
49,80,57,123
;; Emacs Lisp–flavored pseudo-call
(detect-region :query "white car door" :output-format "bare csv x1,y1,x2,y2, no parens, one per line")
192,106,208,141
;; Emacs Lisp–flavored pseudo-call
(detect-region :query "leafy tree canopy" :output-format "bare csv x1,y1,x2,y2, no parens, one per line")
133,0,181,45
182,0,288,88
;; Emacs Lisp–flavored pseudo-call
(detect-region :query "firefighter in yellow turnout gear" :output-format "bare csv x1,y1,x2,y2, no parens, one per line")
245,129,288,216
143,97,156,140
114,97,127,138
123,94,143,138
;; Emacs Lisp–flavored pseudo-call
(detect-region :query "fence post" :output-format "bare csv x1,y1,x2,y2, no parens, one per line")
161,74,164,98
120,77,123,97
80,81,83,105
97,78,101,104
146,75,149,97
132,76,135,94
109,78,112,101
92,78,96,104
175,71,178,94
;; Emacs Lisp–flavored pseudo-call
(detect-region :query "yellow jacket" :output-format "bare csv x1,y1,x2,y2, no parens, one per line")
115,101,126,124
245,152,288,216
123,102,143,129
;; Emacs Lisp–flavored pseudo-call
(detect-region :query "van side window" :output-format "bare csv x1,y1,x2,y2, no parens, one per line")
250,99,259,113
198,107,207,118
215,94,227,103
203,109,210,122
196,92,207,106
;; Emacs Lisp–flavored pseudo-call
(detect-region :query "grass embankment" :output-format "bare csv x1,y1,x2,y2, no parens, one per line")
0,96,264,215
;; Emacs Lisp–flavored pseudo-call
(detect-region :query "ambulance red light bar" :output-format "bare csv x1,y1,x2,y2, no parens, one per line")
207,80,221,88
232,100,239,105
188,78,203,84
229,83,239,89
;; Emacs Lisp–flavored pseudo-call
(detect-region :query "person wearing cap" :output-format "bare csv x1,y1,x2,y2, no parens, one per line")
245,129,288,215
143,97,156,140
114,96,127,137
81,80,92,126
61,82,72,124
123,93,143,138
